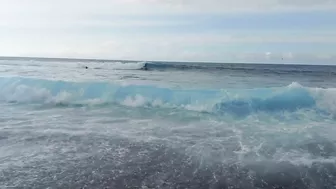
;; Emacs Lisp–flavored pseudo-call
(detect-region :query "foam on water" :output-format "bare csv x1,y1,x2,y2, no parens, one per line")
90,61,147,70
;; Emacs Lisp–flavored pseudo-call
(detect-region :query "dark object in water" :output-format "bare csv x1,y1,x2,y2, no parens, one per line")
85,66,88,69
140,63,148,70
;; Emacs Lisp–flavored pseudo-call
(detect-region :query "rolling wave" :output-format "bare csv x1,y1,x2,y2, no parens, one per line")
0,77,335,116
142,62,336,76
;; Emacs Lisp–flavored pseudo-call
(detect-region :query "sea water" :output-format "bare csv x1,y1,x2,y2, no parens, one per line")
1,58,336,188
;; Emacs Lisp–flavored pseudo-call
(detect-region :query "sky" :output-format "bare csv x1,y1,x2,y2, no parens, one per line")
0,0,336,64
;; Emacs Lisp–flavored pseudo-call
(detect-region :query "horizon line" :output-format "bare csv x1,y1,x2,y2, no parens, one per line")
0,55,334,66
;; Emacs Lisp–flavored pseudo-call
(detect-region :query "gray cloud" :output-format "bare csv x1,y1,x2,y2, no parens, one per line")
2,0,335,16
144,0,336,12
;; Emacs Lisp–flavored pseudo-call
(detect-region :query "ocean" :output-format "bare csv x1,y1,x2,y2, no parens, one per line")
1,57,336,189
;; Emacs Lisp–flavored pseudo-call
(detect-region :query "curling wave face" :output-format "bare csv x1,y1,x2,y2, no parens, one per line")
0,77,335,117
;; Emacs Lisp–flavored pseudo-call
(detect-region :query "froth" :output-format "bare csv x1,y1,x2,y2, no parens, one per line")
93,61,146,70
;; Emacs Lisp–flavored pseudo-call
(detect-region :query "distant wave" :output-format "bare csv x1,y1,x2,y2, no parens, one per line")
74,61,336,74
0,77,335,117
142,62,336,75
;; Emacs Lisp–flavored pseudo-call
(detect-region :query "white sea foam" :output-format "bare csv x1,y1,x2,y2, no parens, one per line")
93,61,146,70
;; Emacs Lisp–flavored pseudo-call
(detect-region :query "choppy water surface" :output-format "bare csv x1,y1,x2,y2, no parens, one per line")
1,58,336,189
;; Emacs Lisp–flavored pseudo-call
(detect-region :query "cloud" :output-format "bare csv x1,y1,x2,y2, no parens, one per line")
1,0,335,31
1,0,336,17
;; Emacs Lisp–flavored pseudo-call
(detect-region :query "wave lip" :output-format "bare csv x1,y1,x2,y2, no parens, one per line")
0,77,334,117
84,61,147,70
108,62,147,70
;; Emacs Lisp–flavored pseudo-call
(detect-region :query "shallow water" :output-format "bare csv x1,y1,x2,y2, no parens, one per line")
1,58,336,188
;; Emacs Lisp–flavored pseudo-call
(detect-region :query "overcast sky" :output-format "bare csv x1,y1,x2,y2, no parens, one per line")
1,0,336,64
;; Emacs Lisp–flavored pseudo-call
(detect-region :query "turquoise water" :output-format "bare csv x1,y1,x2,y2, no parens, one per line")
1,58,336,188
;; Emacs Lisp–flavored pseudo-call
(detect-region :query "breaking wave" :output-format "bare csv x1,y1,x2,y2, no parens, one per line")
0,77,335,117
81,61,147,70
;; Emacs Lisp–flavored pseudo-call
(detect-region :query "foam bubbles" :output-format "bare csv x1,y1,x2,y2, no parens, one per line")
309,87,336,116
122,94,147,107
1,84,51,103
93,61,146,70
